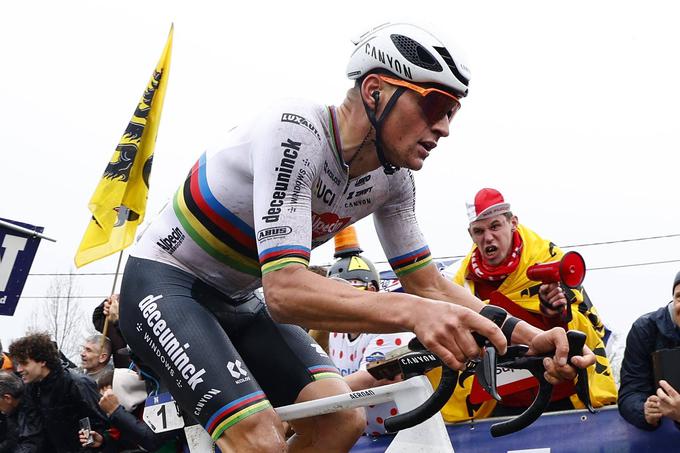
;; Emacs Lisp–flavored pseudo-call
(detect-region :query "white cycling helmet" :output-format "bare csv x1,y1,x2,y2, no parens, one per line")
346,23,470,98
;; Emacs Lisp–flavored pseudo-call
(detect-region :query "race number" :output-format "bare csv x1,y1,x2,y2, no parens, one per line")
143,392,185,433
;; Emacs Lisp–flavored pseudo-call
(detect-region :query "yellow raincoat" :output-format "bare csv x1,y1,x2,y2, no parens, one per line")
429,224,617,422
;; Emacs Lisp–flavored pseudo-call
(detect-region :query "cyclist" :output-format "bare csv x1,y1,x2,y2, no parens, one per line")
119,23,595,453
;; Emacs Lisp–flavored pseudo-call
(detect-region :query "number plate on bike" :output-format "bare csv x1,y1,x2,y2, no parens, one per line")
143,392,185,433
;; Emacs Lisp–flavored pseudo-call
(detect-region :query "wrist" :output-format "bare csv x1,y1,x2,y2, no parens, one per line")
501,316,521,344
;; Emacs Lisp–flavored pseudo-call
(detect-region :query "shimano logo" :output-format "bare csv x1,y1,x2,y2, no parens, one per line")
156,227,185,254
281,113,321,141
227,360,251,384
364,43,413,80
138,294,206,390
262,139,301,223
257,226,292,242
349,389,376,399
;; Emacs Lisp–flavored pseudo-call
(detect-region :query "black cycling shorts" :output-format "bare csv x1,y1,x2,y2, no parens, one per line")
119,256,341,441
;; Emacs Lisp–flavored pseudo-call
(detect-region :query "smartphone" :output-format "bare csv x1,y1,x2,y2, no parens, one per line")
79,417,94,447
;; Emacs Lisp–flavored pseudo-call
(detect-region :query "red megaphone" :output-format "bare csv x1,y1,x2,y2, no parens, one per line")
526,251,586,289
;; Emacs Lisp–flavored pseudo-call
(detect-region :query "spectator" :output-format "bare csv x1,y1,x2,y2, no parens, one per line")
326,227,415,435
92,295,131,369
0,340,12,371
619,271,680,430
432,188,617,422
0,371,43,452
9,332,107,452
79,334,113,384
82,363,185,452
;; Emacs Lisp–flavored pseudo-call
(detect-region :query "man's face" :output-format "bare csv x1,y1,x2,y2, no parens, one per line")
0,394,14,415
468,214,518,267
347,278,378,292
379,88,451,171
673,284,680,322
16,358,48,384
80,341,104,372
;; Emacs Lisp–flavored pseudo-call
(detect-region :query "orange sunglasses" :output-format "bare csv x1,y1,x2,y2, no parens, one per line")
378,75,462,123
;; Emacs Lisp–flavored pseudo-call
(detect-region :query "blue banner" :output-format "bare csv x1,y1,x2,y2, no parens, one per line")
0,217,44,316
351,406,680,452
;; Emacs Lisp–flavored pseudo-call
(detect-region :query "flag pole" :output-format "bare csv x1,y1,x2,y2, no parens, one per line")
101,250,124,348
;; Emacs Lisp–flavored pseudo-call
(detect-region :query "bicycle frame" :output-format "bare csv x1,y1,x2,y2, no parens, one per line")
275,375,454,453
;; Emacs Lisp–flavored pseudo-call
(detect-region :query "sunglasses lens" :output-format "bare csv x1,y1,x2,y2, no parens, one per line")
420,92,461,123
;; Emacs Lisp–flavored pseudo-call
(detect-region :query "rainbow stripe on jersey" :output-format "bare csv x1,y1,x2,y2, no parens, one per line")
173,154,261,277
259,245,311,275
308,364,342,381
389,246,433,277
205,391,271,440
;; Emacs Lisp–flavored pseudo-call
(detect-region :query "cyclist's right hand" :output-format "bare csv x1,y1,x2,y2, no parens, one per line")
412,301,507,370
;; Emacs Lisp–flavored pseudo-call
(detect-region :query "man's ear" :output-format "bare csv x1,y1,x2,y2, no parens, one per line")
361,75,382,109
511,216,519,230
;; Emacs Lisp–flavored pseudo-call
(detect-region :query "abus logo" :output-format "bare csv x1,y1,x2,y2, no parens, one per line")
227,360,250,384
257,226,292,243
311,212,351,238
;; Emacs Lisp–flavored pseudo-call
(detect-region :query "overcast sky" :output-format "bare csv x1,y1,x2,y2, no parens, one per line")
1,0,679,352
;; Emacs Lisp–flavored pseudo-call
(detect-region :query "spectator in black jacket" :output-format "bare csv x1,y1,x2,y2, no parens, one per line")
0,371,44,452
83,366,184,452
9,332,108,452
619,271,680,430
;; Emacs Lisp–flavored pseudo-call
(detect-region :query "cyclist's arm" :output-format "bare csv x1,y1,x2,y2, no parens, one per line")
262,264,506,370
399,263,543,345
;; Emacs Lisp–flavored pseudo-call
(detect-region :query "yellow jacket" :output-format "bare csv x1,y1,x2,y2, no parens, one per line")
429,224,617,422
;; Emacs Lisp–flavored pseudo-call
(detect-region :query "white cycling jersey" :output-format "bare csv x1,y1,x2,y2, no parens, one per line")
133,99,432,299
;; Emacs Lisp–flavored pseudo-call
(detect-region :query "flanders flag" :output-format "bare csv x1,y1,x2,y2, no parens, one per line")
75,26,173,268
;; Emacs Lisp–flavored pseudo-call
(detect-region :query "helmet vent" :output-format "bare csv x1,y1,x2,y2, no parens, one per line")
390,34,443,72
433,46,469,86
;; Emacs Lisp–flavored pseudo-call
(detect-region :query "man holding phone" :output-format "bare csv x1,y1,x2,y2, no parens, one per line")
619,271,680,430
9,332,107,452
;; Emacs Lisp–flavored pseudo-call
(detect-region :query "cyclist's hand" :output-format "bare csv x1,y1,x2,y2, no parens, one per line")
413,301,506,370
527,327,595,384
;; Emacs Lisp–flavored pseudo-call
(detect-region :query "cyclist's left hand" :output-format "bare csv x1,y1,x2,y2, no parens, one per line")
526,327,595,385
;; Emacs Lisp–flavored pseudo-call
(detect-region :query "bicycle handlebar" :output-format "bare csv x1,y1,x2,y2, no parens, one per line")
384,366,458,433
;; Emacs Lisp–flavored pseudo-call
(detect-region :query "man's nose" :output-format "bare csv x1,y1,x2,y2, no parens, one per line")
431,114,450,138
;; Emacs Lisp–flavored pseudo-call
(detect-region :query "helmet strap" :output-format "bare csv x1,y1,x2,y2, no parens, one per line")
361,86,406,175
